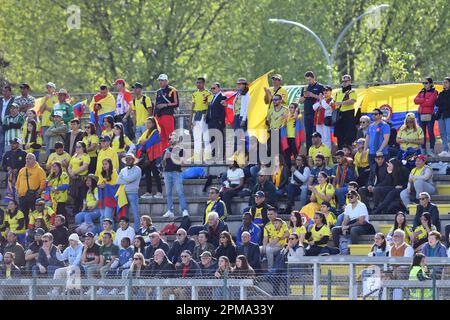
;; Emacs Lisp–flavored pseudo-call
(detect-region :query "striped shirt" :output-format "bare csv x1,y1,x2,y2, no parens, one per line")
3,114,25,145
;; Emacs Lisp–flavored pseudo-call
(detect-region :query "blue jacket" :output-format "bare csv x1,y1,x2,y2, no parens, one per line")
422,242,447,257
236,242,261,271
236,223,261,246
118,247,134,268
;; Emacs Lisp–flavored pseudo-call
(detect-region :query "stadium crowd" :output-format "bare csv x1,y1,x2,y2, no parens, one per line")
0,73,449,298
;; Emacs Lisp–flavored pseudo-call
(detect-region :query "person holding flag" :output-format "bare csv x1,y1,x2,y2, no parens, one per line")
264,74,288,109
89,85,116,133
113,79,134,140
154,74,178,149
98,158,119,223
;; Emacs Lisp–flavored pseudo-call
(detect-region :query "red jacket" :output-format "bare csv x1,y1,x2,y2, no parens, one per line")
414,89,438,114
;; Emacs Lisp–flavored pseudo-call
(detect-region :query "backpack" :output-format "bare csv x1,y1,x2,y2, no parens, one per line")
159,223,178,236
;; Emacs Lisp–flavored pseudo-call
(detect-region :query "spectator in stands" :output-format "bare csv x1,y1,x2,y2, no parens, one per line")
396,113,424,156
400,155,436,209
215,256,232,279
113,79,133,139
97,158,119,222
422,231,447,257
359,152,388,212
52,89,73,124
45,111,68,155
232,255,255,279
332,190,375,247
231,78,249,158
414,77,438,156
46,142,71,172
170,250,201,299
2,231,25,268
161,131,189,218
272,155,289,196
50,215,69,249
47,161,70,222
286,155,310,213
101,115,115,138
236,212,261,246
118,153,141,231
95,135,119,177
305,212,338,256
283,233,304,261
354,138,370,187
128,252,147,279
25,227,44,271
199,251,217,276
33,233,64,277
334,75,357,150
386,211,414,245
1,201,26,244
266,93,287,155
136,215,156,245
0,84,15,162
368,233,390,257
204,187,227,224
68,141,90,214
80,232,100,278
332,150,356,209
74,174,99,230
112,123,135,162
304,171,336,217
65,119,83,159
167,228,195,266
236,231,261,271
389,229,414,257
356,115,371,139
320,202,337,228
133,236,146,256
98,218,115,245
25,217,46,246
215,231,237,264
22,119,42,161
206,82,226,160
114,216,135,249
220,161,244,216
2,137,26,202
288,211,306,244
308,154,332,186
193,231,216,262
154,74,178,149
137,116,163,200
371,158,410,215
204,211,229,248
408,253,432,300
16,153,46,220
0,252,21,278
29,199,55,231
312,86,334,150
262,209,289,271
144,232,170,262
246,191,270,230
129,82,152,143
144,249,175,278
191,77,212,161
284,103,299,168
299,71,325,151
3,103,25,153
436,77,450,157
82,122,99,174
412,192,440,232
14,83,35,113
413,212,437,252
364,108,390,167
250,169,278,208
308,132,332,168
97,232,119,287
108,237,133,281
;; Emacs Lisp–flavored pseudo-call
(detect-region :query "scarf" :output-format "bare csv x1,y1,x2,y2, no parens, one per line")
336,163,348,188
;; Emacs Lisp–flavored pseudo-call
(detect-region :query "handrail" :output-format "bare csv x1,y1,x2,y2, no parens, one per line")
286,256,450,265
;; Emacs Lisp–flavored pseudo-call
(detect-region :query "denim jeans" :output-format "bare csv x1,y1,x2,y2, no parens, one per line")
418,117,436,150
100,207,115,223
335,186,349,209
0,131,4,163
42,126,50,156
75,209,101,225
135,125,146,143
163,171,187,213
126,192,140,231
438,118,450,152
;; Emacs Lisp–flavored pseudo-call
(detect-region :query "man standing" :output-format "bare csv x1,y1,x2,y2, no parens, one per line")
118,153,142,232
266,93,288,156
65,119,83,156
39,82,59,153
2,138,26,201
299,71,325,151
436,77,450,157
206,82,227,160
191,77,212,161
155,74,179,149
14,83,35,113
129,82,152,141
16,153,46,222
363,108,390,167
52,89,73,124
162,132,189,218
3,103,25,152
264,74,289,109
334,75,357,150
0,84,15,162
231,78,250,157
113,79,134,139
45,112,68,156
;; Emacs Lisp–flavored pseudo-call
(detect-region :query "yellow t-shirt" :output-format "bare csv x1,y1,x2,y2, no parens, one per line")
286,114,297,138
354,151,369,169
101,129,114,139
414,225,436,241
268,86,289,109
192,90,212,112
267,106,288,130
47,172,70,203
397,126,424,150
388,225,413,245
5,210,26,234
334,90,357,112
83,135,99,158
310,224,331,247
314,183,336,208
132,95,151,127
112,135,133,153
411,166,425,183
29,207,55,229
98,170,119,185
86,188,99,208
325,212,337,227
309,143,333,167
99,230,116,245
41,96,59,127
47,152,72,171
289,225,307,237
96,147,119,176
22,131,43,153
264,221,289,247
69,154,91,176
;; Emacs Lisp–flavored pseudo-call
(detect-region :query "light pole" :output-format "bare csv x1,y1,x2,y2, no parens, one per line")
269,4,389,85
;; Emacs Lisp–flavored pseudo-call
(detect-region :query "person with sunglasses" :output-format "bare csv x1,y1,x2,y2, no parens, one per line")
167,228,195,266
333,75,357,150
266,93,288,155
414,77,439,156
284,233,304,261
356,115,371,140
33,232,64,278
363,108,391,168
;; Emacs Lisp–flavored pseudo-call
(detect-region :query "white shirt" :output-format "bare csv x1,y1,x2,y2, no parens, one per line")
227,168,245,186
313,98,334,117
114,226,136,249
116,91,131,115
344,201,369,222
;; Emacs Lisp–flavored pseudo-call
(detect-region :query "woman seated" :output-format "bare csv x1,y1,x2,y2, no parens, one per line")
368,233,390,257
75,174,100,232
0,200,26,244
386,211,414,246
396,113,424,156
413,212,436,252
272,155,289,197
303,171,336,219
353,138,370,187
231,255,255,278
214,231,237,264
304,212,339,256
319,202,336,228
220,161,245,216
286,155,311,214
288,211,307,245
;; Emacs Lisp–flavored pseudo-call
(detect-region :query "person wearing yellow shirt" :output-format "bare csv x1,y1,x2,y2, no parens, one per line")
320,202,337,228
288,211,307,245
98,218,116,245
386,211,414,246
396,113,424,152
22,119,42,160
39,82,58,156
96,135,119,177
112,123,135,161
191,77,212,161
47,161,70,220
264,74,289,109
46,142,71,172
22,109,41,143
285,103,299,167
28,198,56,230
82,122,99,174
75,174,101,228
303,171,336,219
413,212,436,252
101,115,115,139
0,200,26,244
128,82,153,141
308,132,333,167
98,158,119,222
354,138,370,187
305,212,339,256
333,75,357,149
68,141,91,213
262,208,289,271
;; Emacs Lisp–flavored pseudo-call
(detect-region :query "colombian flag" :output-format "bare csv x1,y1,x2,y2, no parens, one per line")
136,129,163,161
98,184,119,210
280,125,289,152
295,118,304,153
89,93,116,128
73,100,87,119
115,185,128,220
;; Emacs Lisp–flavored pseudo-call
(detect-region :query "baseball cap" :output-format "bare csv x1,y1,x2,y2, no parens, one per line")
10,103,19,109
68,233,80,242
10,137,21,144
157,74,168,81
53,111,63,118
271,74,282,81
100,135,111,142
347,190,359,197
312,132,322,138
416,154,427,161
19,83,30,90
132,82,143,89
58,88,68,95
46,82,56,89
103,218,113,224
255,191,265,198
35,228,45,236
200,251,212,258
236,78,248,84
114,79,125,86
85,232,95,238
375,151,385,158
35,198,45,205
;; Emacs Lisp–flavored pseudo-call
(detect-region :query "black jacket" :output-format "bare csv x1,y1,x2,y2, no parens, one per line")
50,225,69,249
144,257,175,278
413,203,441,232
214,244,237,263
144,239,170,260
206,92,227,129
368,162,389,187
249,180,278,207
174,259,202,278
64,131,84,156
436,89,450,119
200,261,218,277
236,242,261,270
0,264,21,278
204,221,229,248
167,238,196,264
2,148,27,171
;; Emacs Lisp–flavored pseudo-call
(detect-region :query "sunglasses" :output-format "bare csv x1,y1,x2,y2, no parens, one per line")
181,255,189,258
360,121,367,124
42,240,49,243
176,233,184,236
133,257,142,260
419,197,428,200
347,195,355,199
272,98,281,102
423,82,430,85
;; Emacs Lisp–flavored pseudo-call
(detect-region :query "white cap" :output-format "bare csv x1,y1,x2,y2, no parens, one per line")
157,74,168,81
53,111,63,118
46,82,56,89
68,233,80,242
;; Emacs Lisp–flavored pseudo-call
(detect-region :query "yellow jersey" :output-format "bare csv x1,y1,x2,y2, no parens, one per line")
192,90,212,112
397,126,424,150
268,86,289,109
41,95,59,127
314,183,336,208
83,135,99,158
29,207,55,229
111,135,133,153
101,129,114,139
334,90,357,112
47,152,71,171
309,143,333,167
132,95,152,127
414,225,436,241
264,221,289,247
267,106,288,130
354,151,369,169
69,154,91,176
47,172,70,203
5,210,26,235
289,225,307,237
85,188,99,208
98,170,119,186
96,147,119,176
309,224,331,247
